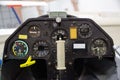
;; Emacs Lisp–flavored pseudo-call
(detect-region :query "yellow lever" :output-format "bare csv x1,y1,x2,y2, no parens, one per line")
20,56,36,68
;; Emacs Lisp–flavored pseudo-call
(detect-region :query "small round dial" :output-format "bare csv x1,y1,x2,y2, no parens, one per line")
51,29,68,41
12,40,28,57
28,26,40,38
90,39,107,57
79,23,92,38
33,41,49,57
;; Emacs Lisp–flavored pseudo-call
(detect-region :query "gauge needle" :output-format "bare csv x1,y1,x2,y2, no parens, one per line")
92,47,100,53
92,47,98,50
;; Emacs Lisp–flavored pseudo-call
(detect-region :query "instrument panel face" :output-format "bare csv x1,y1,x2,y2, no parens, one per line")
28,25,41,38
78,23,92,38
5,18,114,60
12,40,28,57
90,39,107,58
51,29,68,41
33,40,49,57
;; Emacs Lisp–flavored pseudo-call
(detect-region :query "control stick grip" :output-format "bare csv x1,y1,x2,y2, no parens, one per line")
56,40,66,70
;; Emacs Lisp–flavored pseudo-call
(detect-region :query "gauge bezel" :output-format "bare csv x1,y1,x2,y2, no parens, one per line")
28,25,40,38
12,40,28,57
33,40,50,58
78,23,92,38
89,38,108,57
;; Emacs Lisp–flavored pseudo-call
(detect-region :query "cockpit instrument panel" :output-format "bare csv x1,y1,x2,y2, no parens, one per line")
3,15,114,60
2,14,115,80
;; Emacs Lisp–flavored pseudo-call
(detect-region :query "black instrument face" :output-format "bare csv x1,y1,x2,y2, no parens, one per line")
51,29,68,41
79,23,92,38
33,40,49,57
90,39,107,57
28,26,40,38
12,40,28,57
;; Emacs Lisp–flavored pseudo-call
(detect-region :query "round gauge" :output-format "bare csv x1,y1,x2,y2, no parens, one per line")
79,23,92,38
12,40,28,57
90,39,107,57
28,26,40,38
51,29,68,41
33,41,49,57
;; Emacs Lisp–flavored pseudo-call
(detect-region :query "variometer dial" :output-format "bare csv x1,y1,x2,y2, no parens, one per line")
33,41,49,57
90,39,107,58
79,23,92,38
28,26,40,38
12,40,28,57
51,29,68,41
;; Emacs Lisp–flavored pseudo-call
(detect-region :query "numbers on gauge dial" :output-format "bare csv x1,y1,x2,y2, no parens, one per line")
79,23,92,38
33,41,49,57
51,29,68,41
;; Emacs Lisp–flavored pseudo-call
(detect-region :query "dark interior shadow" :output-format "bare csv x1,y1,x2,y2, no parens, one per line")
74,58,118,80
2,59,47,80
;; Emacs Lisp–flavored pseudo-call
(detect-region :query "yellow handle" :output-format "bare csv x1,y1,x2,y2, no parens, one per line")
20,56,36,68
